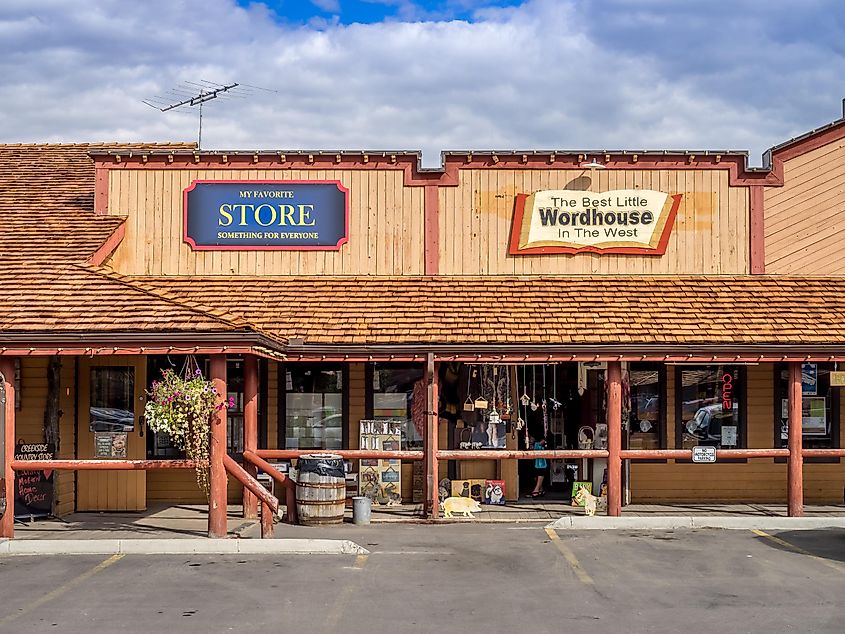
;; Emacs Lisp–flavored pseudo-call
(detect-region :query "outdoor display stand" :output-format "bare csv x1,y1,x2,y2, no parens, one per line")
358,419,403,505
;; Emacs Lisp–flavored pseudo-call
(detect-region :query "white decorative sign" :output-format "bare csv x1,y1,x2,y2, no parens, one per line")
691,446,716,463
510,189,682,255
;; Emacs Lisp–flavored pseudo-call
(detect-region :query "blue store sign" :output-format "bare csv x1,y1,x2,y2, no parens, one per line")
184,180,349,250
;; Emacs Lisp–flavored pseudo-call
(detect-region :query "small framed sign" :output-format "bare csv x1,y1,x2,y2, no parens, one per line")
691,446,716,463
830,371,845,386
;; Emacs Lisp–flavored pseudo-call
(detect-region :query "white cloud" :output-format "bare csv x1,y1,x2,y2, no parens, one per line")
310,0,341,12
0,0,842,166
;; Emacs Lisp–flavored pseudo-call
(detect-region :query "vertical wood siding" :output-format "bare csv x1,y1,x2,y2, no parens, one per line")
107,169,425,276
764,140,845,274
439,169,749,275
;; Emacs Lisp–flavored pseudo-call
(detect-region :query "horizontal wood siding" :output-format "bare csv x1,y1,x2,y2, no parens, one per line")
107,169,425,276
764,139,845,274
12,358,76,516
439,168,749,275
631,364,845,503
146,470,242,504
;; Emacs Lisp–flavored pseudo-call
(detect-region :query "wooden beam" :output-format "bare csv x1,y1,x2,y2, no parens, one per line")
606,361,622,517
0,357,15,539
425,353,439,518
242,355,259,519
243,450,297,524
787,362,804,517
208,355,228,538
223,454,278,515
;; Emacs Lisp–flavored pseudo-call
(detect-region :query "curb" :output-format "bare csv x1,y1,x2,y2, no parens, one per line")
546,515,845,531
0,538,368,556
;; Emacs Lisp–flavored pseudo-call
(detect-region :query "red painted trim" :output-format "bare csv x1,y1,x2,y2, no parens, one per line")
774,120,845,163
94,166,109,214
92,153,780,188
424,184,440,275
509,193,682,256
749,186,765,274
86,221,125,266
182,179,350,252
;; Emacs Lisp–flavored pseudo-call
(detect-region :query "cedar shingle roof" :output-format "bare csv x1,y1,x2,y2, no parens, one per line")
134,276,845,346
0,143,193,262
0,262,249,334
0,143,270,342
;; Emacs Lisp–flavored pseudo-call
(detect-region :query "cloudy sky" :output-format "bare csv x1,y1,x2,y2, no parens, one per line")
1,0,843,166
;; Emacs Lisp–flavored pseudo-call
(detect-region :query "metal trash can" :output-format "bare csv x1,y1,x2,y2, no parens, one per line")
352,496,371,525
295,453,346,526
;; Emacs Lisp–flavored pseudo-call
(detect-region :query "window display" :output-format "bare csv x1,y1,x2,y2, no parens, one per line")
677,366,743,449
370,364,425,450
627,364,663,449
285,365,344,450
89,366,135,432
775,363,838,450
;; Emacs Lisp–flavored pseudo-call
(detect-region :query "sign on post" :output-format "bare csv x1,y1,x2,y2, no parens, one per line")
184,180,349,251
691,446,717,463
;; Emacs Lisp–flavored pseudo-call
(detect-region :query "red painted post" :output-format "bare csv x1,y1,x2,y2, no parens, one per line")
242,355,258,519
787,362,804,517
261,500,274,538
208,355,228,538
606,362,622,517
1,358,16,539
425,354,440,519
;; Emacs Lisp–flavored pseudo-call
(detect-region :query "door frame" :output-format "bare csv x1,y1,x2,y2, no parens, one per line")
76,356,147,511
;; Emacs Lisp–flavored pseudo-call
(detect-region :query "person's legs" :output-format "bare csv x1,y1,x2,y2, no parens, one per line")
531,473,545,496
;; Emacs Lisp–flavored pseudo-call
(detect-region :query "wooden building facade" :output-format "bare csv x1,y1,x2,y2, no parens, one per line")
4,109,845,535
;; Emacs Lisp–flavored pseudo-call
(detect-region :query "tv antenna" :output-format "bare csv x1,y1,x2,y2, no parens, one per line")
142,80,273,149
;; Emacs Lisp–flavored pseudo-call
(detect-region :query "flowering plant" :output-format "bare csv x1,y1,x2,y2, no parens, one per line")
144,367,233,496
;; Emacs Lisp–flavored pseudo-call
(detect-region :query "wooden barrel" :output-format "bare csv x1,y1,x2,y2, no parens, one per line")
295,454,346,525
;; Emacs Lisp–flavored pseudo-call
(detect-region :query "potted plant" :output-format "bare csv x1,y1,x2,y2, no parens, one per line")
144,363,232,497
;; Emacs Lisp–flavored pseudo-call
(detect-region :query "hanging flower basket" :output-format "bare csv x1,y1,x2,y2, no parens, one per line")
144,363,232,497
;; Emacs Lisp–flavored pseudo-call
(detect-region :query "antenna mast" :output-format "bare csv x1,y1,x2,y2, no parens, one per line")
142,81,245,150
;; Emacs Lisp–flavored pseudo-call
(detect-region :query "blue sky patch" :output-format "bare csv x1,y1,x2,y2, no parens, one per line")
238,0,524,24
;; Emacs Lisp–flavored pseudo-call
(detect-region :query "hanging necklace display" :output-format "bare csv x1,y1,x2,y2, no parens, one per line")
474,365,489,410
520,363,530,406
530,365,539,411
550,364,561,410
542,365,549,438
463,367,475,412
516,365,526,431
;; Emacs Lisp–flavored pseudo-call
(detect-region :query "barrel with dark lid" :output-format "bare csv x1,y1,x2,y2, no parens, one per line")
295,453,346,525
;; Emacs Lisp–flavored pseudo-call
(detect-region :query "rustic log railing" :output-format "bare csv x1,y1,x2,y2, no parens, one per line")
223,454,279,538
243,450,297,526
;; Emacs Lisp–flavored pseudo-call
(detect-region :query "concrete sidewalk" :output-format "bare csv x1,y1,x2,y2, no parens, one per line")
549,515,845,530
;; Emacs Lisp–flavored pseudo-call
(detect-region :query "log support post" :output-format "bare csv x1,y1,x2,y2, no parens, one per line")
425,353,439,519
242,355,259,520
1,358,16,539
261,500,274,538
607,361,622,517
208,355,228,538
787,361,804,517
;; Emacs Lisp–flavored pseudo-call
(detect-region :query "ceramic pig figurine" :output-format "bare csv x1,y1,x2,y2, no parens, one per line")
442,496,481,518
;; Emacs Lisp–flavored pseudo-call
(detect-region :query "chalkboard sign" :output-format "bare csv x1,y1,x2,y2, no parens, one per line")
14,442,55,519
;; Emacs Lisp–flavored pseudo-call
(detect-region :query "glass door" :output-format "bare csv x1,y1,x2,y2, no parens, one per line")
77,356,147,511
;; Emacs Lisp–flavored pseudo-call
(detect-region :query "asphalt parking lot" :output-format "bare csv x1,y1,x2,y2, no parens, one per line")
1,525,843,633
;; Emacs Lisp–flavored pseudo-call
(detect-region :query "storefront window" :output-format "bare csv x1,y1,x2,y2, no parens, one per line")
284,365,344,450
677,366,743,449
90,367,135,432
369,364,425,450
627,364,663,449
774,363,838,450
